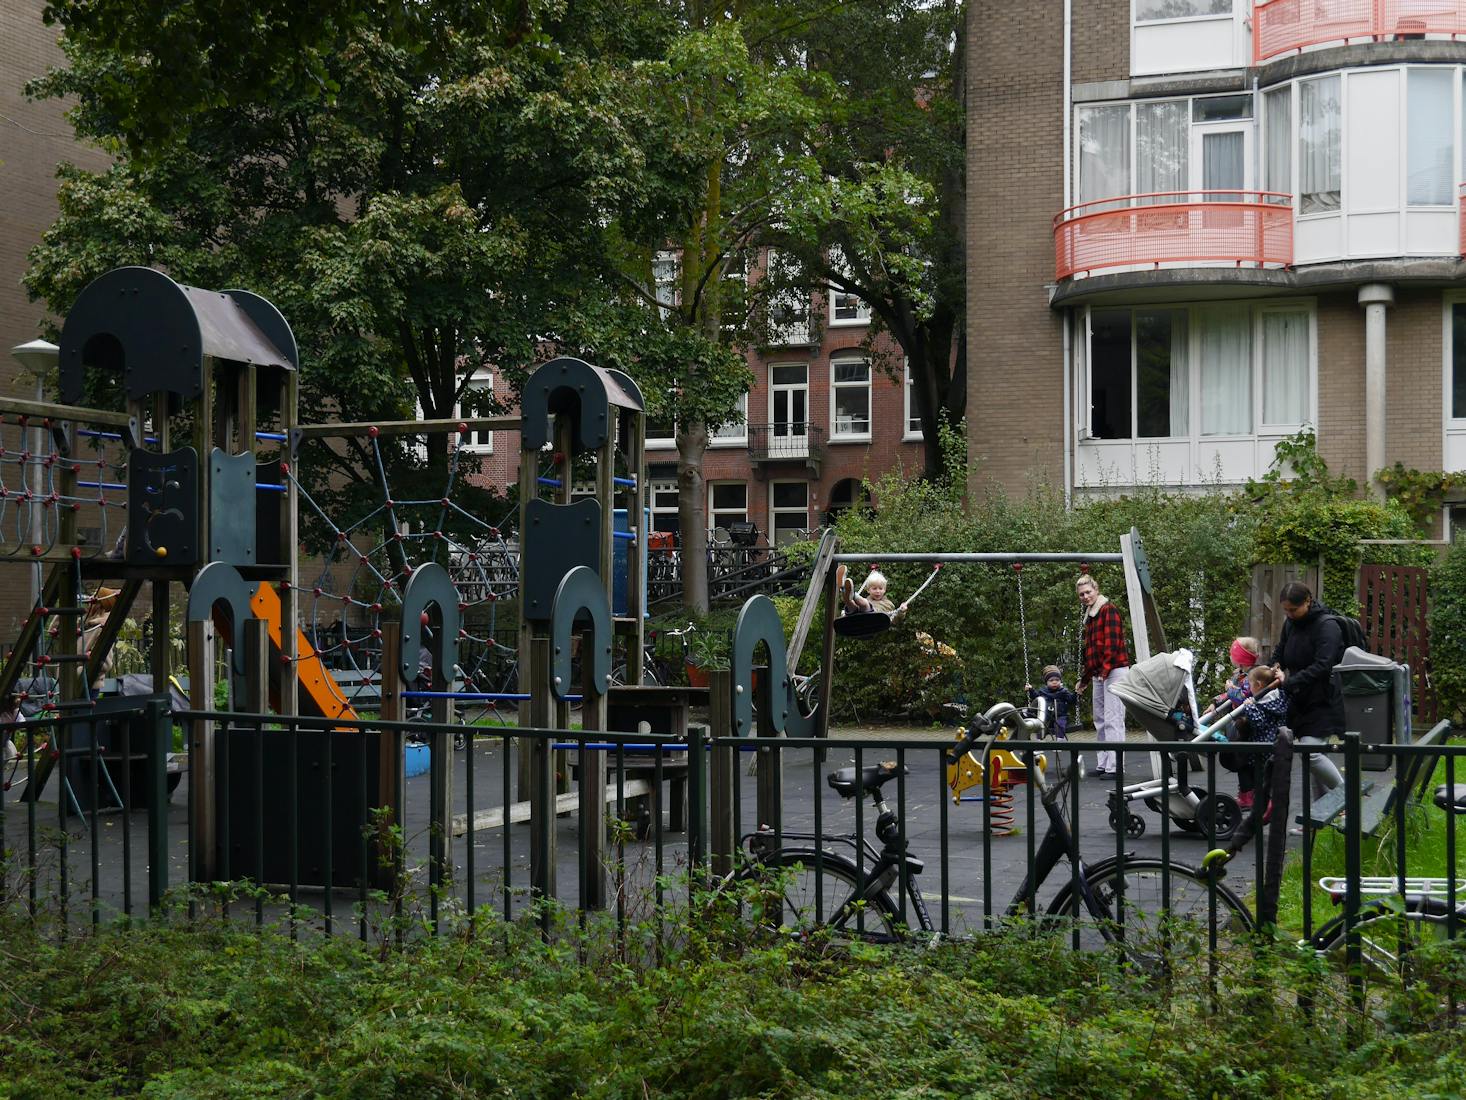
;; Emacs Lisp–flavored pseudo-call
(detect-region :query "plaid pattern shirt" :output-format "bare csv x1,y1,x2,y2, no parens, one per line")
1081,599,1130,682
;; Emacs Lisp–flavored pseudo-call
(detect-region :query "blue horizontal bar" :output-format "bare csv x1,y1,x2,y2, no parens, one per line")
256,483,286,492
256,431,287,442
612,530,635,541
537,476,562,488
77,480,126,491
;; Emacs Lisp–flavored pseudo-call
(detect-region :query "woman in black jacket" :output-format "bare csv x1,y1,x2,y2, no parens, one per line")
1269,581,1344,798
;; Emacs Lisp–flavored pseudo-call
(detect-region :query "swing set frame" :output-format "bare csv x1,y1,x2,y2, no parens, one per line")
810,529,1164,741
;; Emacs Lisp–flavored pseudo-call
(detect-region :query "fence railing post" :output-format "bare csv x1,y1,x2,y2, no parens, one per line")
687,724,708,895
146,696,170,912
709,672,736,877
1343,731,1363,1016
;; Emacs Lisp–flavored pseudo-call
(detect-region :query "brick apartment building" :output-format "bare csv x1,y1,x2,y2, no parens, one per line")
452,253,926,550
968,0,1466,538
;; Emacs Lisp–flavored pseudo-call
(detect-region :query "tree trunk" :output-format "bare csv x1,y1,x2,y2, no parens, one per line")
677,423,710,615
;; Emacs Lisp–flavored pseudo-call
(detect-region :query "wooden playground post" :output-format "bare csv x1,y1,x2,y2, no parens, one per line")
378,620,404,891
709,669,736,876
187,616,216,880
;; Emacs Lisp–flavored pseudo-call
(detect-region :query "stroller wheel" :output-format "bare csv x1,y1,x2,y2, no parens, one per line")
1195,793,1241,842
1107,809,1146,838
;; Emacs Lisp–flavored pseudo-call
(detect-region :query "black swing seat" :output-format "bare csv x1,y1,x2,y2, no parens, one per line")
833,610,894,638
828,760,908,798
1435,785,1466,815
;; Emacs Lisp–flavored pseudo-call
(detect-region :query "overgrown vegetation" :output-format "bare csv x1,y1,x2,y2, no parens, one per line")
1,909,1464,1099
1430,534,1466,724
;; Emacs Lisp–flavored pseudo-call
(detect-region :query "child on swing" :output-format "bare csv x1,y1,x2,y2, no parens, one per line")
840,568,909,625
1025,664,1078,739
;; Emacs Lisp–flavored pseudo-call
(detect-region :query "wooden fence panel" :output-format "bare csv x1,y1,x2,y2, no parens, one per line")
1248,563,1319,657
1358,564,1435,724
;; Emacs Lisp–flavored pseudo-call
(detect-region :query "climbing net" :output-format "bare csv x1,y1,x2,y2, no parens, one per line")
289,426,521,708
0,415,128,561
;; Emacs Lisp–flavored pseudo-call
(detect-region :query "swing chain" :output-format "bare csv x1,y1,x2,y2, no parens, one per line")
1013,563,1030,686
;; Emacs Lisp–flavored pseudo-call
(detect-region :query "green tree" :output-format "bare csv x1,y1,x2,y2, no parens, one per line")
755,0,967,482
23,0,684,544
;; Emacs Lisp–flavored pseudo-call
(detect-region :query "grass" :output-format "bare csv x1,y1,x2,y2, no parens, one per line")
1274,757,1466,936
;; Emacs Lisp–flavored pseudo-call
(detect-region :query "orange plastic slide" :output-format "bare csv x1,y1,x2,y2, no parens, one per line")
248,581,362,723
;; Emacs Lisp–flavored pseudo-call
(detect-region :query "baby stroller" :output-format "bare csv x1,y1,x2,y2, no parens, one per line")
1106,649,1243,841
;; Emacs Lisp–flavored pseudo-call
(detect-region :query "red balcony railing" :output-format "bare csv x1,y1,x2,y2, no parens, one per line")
1054,191,1294,281
1254,0,1466,64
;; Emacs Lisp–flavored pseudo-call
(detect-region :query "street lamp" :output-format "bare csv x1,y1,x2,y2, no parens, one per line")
10,338,59,377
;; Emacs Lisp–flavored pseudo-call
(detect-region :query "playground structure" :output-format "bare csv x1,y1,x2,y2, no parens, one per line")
0,265,1174,915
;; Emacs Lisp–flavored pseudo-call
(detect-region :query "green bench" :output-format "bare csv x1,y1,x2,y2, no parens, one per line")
1303,719,1453,835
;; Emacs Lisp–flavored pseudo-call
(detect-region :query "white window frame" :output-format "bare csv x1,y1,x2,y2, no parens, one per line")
768,480,809,545
648,479,680,533
645,417,677,451
1443,291,1466,469
709,392,749,447
708,481,749,533
458,370,495,454
1075,91,1256,208
902,360,922,441
1131,0,1231,25
766,248,811,345
827,247,871,326
829,355,873,442
1082,299,1316,444
653,249,679,320
768,362,810,436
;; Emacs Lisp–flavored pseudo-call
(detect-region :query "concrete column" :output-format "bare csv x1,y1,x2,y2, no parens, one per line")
1358,283,1394,500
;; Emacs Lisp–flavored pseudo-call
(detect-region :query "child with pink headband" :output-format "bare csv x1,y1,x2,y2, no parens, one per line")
1207,637,1263,809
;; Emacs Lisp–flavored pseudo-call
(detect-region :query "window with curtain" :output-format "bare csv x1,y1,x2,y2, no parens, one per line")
1135,0,1229,20
1136,310,1189,438
1265,87,1291,197
1136,101,1189,202
831,358,872,438
1407,68,1454,206
710,393,748,443
1299,77,1341,214
1261,311,1310,426
1077,105,1131,206
1198,305,1252,435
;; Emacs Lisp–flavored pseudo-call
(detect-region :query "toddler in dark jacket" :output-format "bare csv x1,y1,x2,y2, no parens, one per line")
1026,665,1079,739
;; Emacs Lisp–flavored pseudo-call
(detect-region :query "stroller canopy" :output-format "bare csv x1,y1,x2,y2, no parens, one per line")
1111,650,1193,719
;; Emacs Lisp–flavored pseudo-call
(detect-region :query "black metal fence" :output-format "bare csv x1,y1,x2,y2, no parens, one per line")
3,705,1461,997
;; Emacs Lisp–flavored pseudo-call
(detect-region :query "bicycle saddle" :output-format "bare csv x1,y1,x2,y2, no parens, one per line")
1434,785,1466,815
828,760,907,798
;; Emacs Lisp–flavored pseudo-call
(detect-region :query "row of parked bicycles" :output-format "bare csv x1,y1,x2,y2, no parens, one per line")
717,698,1465,984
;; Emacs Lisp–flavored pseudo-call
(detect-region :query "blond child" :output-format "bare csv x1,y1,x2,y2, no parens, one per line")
841,568,909,625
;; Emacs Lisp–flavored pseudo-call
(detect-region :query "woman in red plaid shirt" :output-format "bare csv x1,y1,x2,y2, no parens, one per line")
1075,573,1130,777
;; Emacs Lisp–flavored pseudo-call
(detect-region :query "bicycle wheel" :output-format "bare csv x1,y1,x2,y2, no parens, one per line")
730,849,903,941
1046,857,1254,963
1311,902,1462,984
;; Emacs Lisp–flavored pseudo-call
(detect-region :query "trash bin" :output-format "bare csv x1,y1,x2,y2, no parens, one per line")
1334,646,1411,771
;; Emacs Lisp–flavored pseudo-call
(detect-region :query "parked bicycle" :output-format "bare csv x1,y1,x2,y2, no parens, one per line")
722,700,1254,960
611,622,698,687
1304,782,1466,979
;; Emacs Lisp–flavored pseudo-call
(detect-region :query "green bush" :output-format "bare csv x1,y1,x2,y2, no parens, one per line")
2,914,1464,1098
1429,533,1466,723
